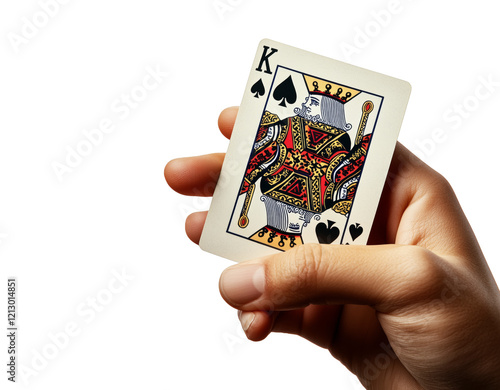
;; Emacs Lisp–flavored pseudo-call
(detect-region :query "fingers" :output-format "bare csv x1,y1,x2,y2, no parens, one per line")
164,107,238,196
239,305,343,347
237,310,275,342
164,153,224,196
165,107,238,244
371,142,437,246
273,304,345,347
218,106,238,139
185,211,207,244
237,304,376,352
372,143,483,260
219,243,446,314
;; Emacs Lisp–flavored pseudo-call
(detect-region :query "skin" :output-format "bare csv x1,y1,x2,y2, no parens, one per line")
165,107,500,389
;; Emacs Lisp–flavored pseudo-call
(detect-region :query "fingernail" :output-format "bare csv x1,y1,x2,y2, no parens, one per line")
238,311,255,332
220,263,265,305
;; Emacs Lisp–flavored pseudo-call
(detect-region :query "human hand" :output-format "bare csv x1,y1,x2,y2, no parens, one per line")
165,107,500,389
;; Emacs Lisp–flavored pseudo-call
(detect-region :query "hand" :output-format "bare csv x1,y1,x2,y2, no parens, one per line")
165,107,500,389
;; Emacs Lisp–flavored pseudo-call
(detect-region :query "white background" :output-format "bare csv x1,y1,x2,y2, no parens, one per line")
1,1,499,389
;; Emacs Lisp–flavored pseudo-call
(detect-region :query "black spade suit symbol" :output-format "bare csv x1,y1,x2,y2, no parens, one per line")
273,75,297,107
251,78,265,98
349,223,363,242
316,220,340,244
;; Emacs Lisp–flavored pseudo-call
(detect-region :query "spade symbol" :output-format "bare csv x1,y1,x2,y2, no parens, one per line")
273,75,297,107
251,78,265,98
315,220,340,244
349,223,363,242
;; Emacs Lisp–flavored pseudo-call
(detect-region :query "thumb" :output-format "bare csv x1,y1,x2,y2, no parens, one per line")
219,244,446,313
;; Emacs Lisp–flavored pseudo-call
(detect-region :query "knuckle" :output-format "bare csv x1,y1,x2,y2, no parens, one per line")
397,246,448,302
279,244,326,294
421,170,455,202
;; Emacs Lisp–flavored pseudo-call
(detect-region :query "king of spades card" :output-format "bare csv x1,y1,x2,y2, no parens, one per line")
227,67,383,251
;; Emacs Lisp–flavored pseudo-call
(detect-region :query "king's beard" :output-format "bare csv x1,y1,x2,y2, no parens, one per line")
293,102,352,131
294,103,323,124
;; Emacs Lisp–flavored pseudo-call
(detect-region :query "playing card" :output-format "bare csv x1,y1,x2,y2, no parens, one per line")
200,39,411,262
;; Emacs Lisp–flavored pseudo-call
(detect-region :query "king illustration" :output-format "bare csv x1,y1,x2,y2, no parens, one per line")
232,73,375,251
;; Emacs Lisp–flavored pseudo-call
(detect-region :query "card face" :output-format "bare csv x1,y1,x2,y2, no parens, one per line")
200,39,411,262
